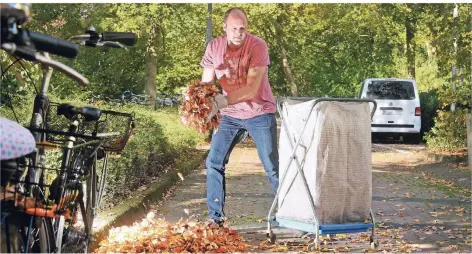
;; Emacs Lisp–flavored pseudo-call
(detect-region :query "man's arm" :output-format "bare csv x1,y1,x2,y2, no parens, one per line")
202,67,215,83
226,66,267,105
202,64,266,123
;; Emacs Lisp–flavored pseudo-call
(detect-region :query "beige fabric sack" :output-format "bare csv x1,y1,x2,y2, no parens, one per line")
277,100,372,224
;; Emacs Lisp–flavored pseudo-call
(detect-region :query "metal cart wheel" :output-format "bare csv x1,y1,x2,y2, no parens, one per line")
307,241,319,252
369,236,379,249
266,230,276,244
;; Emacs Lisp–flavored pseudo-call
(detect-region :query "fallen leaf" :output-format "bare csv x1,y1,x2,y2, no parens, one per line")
95,212,249,253
448,245,458,250
177,172,184,181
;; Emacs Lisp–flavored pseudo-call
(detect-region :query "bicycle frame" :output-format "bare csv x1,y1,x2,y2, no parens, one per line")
27,54,53,196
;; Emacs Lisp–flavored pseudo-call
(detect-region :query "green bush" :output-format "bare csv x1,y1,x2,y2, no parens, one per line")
419,91,440,137
424,109,468,152
79,104,205,209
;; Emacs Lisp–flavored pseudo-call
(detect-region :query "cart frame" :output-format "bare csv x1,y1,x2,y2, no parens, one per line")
267,97,378,251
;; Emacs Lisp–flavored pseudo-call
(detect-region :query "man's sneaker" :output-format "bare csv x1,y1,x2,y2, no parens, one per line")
205,218,224,228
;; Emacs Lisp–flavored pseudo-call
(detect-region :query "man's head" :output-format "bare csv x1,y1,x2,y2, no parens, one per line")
223,7,248,46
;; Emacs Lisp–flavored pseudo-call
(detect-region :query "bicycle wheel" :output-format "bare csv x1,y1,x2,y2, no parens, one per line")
85,154,97,239
64,146,99,253
0,213,25,253
0,212,54,253
37,217,55,253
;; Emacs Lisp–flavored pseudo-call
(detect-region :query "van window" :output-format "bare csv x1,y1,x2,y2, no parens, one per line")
366,81,415,100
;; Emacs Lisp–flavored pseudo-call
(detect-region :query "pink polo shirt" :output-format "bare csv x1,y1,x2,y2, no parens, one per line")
200,33,276,119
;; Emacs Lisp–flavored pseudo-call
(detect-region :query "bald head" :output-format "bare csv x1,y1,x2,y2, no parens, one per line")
223,7,248,46
223,7,248,25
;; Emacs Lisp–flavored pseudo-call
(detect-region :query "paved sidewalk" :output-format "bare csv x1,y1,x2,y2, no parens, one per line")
153,142,471,252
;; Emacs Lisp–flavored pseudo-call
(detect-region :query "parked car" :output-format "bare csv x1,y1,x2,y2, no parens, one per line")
358,78,421,144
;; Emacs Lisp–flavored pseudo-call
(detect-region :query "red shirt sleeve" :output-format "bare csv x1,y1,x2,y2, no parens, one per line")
200,40,214,69
249,40,270,68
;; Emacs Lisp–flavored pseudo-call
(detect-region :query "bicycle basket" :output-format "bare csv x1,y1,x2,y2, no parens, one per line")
1,130,98,219
45,102,135,152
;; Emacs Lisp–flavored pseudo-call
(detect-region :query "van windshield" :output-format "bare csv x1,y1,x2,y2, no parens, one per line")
366,81,415,100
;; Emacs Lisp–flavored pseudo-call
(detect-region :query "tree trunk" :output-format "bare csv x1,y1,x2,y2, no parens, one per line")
145,24,160,108
405,12,416,79
274,19,297,96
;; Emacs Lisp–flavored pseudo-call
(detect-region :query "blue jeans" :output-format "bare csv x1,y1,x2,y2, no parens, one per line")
205,113,279,222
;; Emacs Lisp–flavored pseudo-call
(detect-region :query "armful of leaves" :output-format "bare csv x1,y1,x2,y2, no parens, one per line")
179,80,221,134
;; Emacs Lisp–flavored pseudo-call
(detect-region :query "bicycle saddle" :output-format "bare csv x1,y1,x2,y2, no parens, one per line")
57,103,101,121
0,117,35,161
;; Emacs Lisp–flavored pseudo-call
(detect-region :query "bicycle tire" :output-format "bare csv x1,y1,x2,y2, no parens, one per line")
39,217,55,253
0,214,25,253
0,213,55,253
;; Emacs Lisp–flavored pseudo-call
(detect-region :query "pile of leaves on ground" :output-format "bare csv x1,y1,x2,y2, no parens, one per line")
179,80,221,134
94,212,249,253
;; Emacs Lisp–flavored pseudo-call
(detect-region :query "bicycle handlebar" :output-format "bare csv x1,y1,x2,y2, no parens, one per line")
69,31,137,47
3,28,79,58
102,32,137,46
28,30,79,58
1,43,89,85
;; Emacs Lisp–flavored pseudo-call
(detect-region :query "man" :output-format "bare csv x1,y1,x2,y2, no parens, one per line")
200,7,279,226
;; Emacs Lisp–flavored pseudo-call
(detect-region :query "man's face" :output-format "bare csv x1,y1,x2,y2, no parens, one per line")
224,13,247,46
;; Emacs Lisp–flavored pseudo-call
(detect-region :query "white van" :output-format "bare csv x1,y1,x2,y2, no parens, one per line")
358,78,421,144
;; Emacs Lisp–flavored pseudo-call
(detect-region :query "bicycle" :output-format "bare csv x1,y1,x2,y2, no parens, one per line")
155,90,181,108
121,90,150,105
1,4,137,253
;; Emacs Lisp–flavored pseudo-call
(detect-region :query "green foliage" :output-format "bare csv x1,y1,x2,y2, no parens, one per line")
419,91,440,136
98,104,203,208
424,109,468,152
16,3,470,102
3,3,472,156
423,78,470,151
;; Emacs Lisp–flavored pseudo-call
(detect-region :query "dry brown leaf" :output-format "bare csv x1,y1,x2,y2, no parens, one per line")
179,80,222,134
94,212,249,253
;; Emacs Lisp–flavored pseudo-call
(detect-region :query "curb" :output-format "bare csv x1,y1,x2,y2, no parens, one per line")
90,149,208,251
427,152,467,163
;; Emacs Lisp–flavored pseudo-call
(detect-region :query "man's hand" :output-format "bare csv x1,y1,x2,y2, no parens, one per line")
205,94,228,123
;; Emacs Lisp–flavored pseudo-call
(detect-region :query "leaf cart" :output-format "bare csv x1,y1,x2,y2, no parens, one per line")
267,97,379,251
